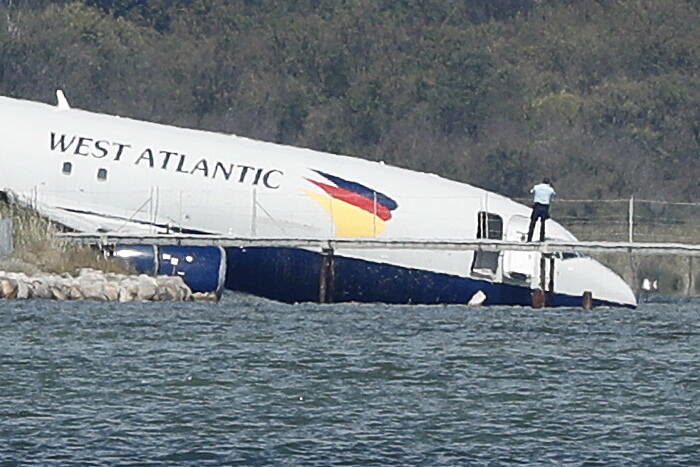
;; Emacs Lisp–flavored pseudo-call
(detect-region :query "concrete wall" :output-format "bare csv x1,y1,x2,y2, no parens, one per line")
596,252,698,298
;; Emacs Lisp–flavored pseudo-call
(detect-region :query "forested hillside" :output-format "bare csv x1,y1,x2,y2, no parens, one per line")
1,0,698,201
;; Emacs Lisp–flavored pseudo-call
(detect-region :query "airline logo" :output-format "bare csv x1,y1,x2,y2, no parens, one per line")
305,170,398,237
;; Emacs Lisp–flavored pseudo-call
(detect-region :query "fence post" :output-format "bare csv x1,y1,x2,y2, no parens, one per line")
689,257,695,297
628,196,634,242
0,219,14,258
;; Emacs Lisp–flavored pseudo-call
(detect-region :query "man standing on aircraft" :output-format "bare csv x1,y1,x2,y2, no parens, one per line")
526,178,556,242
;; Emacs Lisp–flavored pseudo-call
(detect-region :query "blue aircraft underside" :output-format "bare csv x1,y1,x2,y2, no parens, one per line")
223,247,629,308
114,244,630,307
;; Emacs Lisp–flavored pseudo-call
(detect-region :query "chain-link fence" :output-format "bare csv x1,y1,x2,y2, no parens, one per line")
527,197,699,297
512,197,700,244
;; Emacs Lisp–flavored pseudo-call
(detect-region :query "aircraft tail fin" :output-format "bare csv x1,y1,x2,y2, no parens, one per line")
56,90,70,110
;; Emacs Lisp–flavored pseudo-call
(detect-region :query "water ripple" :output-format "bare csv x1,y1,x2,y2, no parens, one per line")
1,296,700,464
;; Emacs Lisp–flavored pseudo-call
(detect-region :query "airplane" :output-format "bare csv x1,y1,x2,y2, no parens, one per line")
0,92,637,307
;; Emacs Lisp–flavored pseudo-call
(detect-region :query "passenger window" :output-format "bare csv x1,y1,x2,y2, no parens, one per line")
97,168,107,181
62,162,72,175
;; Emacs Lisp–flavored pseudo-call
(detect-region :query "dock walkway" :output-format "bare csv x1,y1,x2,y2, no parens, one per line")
57,233,699,304
58,233,700,256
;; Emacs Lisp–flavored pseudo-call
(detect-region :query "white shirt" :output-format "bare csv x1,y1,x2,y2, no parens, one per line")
531,183,556,205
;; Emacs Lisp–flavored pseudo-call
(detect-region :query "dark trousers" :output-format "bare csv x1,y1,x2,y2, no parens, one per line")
527,203,550,242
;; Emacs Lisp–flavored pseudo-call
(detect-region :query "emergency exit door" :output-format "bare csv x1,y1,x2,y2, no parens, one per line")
471,211,502,276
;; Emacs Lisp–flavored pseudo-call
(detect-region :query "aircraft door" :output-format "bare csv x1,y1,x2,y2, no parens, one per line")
503,214,536,284
471,211,503,276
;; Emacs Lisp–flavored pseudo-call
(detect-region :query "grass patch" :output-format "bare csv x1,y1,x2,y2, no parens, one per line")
0,201,133,275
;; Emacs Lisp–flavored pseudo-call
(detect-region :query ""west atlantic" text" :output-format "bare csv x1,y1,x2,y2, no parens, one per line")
50,132,284,189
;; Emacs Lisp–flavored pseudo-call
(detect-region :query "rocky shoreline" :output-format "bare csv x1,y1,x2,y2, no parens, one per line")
0,268,217,302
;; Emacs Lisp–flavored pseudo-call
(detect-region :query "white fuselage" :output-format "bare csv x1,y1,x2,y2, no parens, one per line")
0,95,636,307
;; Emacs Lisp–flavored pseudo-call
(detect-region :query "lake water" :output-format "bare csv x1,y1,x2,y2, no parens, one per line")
2,294,699,465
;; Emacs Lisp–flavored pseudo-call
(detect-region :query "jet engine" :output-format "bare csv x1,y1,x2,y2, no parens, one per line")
113,244,226,295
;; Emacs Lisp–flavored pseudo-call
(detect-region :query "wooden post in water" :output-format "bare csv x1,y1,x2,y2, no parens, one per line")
539,254,547,294
537,254,548,306
318,247,335,303
582,291,593,309
548,254,555,306
531,289,545,308
530,252,549,308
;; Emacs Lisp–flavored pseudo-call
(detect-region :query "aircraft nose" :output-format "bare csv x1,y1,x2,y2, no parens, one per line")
557,257,637,307
593,262,637,307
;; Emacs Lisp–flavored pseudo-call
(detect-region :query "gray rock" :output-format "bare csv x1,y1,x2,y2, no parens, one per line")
118,286,133,303
31,280,53,299
104,283,120,301
51,286,68,301
0,268,195,302
15,279,29,299
136,275,157,301
68,286,84,300
192,291,219,302
80,280,108,301
0,278,18,299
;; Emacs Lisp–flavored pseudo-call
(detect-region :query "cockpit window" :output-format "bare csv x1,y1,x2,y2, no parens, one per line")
476,212,503,240
556,252,584,260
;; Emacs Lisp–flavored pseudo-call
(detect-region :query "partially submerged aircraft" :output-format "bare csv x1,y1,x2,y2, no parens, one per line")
0,92,636,307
